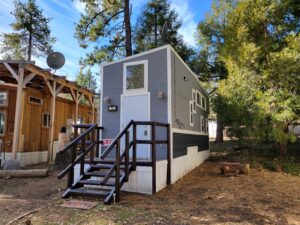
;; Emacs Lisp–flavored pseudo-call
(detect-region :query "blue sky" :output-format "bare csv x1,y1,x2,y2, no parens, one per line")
0,0,212,82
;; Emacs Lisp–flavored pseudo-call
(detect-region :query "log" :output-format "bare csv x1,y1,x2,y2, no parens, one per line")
0,169,48,178
220,162,250,176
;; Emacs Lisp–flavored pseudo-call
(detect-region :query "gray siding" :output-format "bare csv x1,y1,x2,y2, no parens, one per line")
101,48,168,159
170,51,209,131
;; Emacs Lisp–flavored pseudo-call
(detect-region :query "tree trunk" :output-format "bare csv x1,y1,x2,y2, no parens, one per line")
215,117,224,143
154,7,158,47
124,0,132,56
27,31,32,61
0,169,48,178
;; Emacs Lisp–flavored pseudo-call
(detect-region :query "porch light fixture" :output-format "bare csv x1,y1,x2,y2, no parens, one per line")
157,90,164,99
183,76,188,81
103,96,110,104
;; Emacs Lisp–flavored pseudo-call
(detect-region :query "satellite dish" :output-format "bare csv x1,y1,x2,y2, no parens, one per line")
46,52,65,70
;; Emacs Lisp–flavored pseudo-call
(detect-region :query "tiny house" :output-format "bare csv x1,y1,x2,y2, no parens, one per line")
100,45,209,194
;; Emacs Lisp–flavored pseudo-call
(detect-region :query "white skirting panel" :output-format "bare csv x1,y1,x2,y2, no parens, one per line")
171,147,210,184
1,151,48,167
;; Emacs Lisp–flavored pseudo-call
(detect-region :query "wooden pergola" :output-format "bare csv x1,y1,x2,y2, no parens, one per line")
0,60,96,161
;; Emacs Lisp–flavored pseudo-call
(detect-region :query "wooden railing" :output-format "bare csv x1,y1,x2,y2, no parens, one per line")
57,124,103,189
101,120,171,202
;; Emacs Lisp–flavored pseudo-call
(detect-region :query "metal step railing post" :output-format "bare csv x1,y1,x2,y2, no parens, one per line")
125,130,130,182
151,122,156,194
115,139,120,202
132,122,137,171
67,127,78,188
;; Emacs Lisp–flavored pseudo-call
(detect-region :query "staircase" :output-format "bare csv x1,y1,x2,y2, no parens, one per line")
57,120,171,204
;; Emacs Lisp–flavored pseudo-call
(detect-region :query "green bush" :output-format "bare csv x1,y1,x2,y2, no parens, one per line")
282,161,300,176
261,160,279,172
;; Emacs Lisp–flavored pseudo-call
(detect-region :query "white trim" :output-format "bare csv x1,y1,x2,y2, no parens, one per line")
123,60,148,94
167,47,173,160
28,95,43,105
42,112,51,128
99,64,104,157
102,45,169,67
172,128,209,136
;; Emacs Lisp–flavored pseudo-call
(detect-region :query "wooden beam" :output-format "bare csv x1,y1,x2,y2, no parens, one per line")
23,73,36,87
48,81,56,161
69,88,77,103
44,79,54,96
75,90,79,123
12,66,24,159
3,62,19,82
55,84,64,96
0,83,18,88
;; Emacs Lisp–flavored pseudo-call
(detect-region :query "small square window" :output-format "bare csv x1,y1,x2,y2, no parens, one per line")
201,95,206,110
42,112,51,128
0,111,6,135
126,64,145,90
196,91,201,107
189,100,194,126
0,91,8,107
192,89,196,113
29,96,43,105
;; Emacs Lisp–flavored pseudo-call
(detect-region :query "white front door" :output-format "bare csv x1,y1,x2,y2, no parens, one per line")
121,93,150,159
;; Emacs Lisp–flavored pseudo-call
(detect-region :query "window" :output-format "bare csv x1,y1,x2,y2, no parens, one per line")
29,96,43,105
206,118,209,133
124,61,147,92
0,111,6,136
192,89,196,113
201,95,206,110
77,116,84,124
196,91,201,107
42,112,51,128
0,91,8,107
200,116,205,132
189,100,194,126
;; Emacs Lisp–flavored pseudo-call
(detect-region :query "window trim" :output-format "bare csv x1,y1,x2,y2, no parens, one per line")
196,90,201,107
42,112,51,128
192,89,196,113
0,110,7,136
200,115,205,133
189,100,194,127
29,95,43,105
123,60,148,94
0,91,9,107
200,94,206,111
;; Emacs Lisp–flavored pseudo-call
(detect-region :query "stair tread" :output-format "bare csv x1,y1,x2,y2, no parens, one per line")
91,163,131,170
69,188,110,197
85,171,123,177
78,179,119,186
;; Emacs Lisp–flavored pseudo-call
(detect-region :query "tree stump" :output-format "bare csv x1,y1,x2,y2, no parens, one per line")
220,162,250,176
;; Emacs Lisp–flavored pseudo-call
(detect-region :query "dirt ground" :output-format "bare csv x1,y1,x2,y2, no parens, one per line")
1,148,300,225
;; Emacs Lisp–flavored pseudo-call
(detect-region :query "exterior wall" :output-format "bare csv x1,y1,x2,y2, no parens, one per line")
0,85,95,155
170,49,209,158
101,48,169,159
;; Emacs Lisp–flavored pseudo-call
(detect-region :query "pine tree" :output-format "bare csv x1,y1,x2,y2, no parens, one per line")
0,0,55,61
75,0,132,66
134,0,196,64
76,67,97,92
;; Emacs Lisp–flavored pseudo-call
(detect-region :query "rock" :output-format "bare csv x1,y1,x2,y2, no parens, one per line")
3,159,20,170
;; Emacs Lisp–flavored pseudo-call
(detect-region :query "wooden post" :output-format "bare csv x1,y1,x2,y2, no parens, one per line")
90,128,95,163
12,65,24,159
115,139,120,202
125,130,129,182
80,135,86,176
75,91,79,124
167,124,171,185
132,123,137,171
151,122,156,194
48,81,56,162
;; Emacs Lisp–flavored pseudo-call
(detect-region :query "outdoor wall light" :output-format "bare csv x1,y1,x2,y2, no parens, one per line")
157,90,164,99
103,96,110,104
183,76,188,81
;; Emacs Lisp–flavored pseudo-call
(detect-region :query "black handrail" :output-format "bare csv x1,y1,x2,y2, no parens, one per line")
101,120,134,159
59,124,98,154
